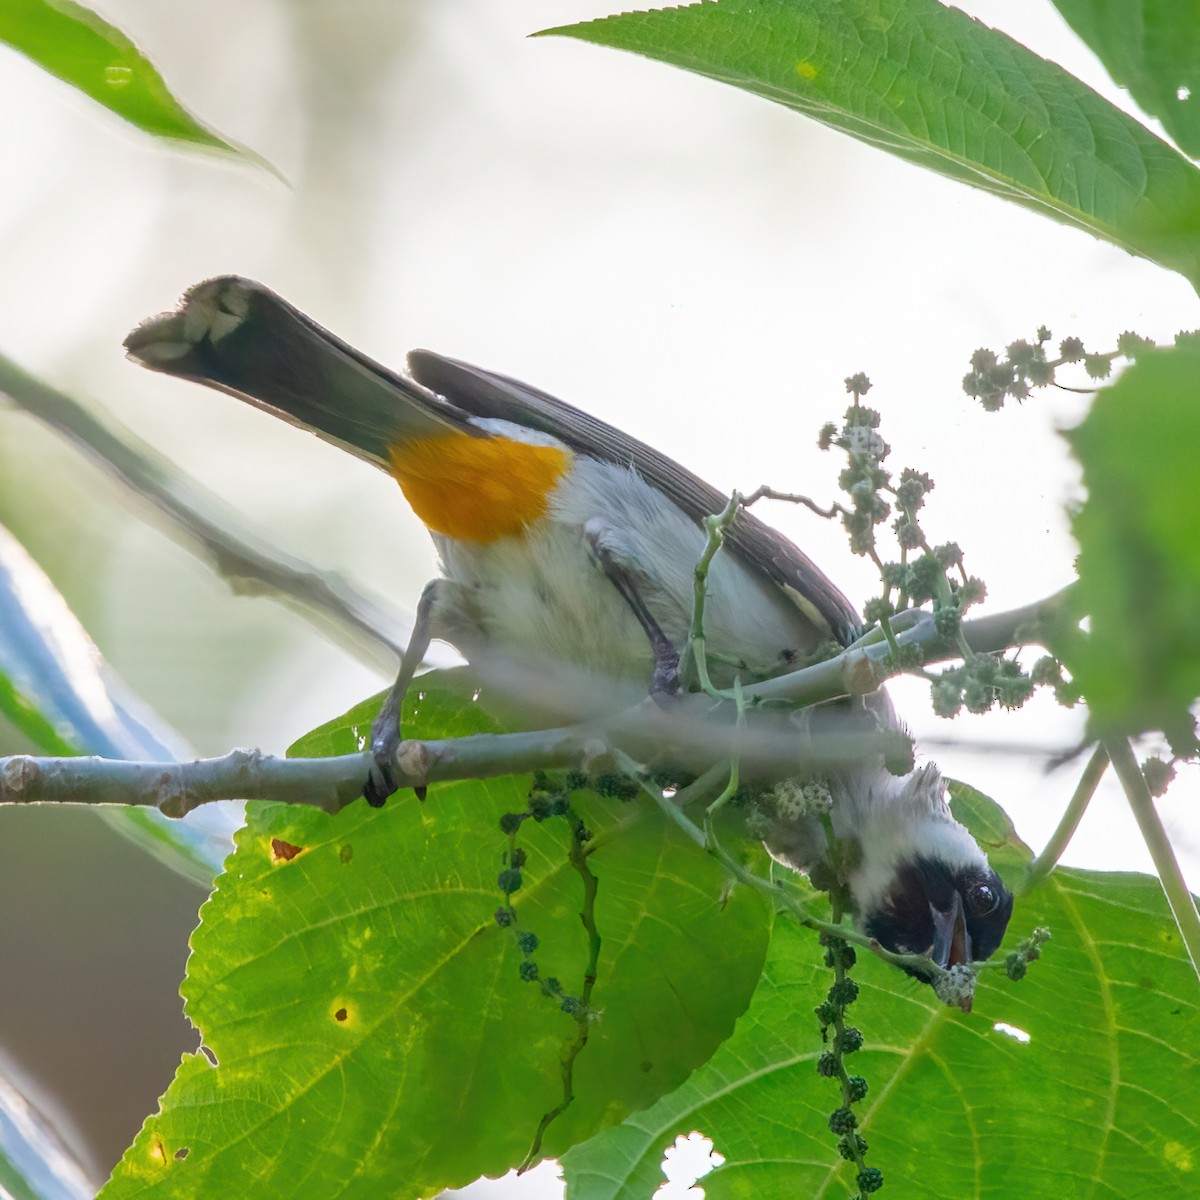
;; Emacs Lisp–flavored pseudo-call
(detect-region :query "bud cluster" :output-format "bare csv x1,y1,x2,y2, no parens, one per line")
962,326,1155,411
1004,926,1052,981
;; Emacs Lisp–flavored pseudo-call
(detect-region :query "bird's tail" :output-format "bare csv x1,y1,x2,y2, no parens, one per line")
124,276,473,469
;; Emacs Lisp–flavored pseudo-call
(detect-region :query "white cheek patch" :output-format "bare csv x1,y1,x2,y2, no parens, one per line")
849,804,987,917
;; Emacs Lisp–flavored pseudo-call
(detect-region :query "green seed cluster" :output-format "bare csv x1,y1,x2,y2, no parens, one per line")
929,654,1035,718
1005,926,1052,982
1029,656,1081,708
1140,755,1177,799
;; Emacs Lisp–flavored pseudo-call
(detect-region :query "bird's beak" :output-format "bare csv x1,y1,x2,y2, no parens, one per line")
930,891,972,971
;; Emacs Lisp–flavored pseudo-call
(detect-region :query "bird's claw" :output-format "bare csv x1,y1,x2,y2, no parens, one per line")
363,753,397,808
363,703,402,807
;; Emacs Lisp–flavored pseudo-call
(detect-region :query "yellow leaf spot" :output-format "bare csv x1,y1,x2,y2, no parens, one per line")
148,1135,168,1168
1165,1141,1194,1172
795,61,819,81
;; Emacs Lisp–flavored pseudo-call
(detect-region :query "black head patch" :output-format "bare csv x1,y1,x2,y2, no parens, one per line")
863,856,1014,976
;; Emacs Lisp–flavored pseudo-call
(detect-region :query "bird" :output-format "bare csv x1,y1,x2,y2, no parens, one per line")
124,275,1014,984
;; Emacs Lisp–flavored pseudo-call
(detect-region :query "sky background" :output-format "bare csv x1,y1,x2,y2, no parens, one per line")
0,1,1196,1193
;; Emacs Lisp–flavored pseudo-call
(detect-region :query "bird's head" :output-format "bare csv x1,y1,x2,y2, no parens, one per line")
861,856,1013,974
845,765,1014,980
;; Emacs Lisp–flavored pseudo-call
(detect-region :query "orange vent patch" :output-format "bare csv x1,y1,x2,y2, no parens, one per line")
388,430,571,543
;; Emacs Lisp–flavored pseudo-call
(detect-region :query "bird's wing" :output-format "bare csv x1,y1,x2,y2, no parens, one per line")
408,351,862,642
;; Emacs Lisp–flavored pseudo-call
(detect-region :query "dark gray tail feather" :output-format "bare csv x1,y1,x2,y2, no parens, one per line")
124,276,476,468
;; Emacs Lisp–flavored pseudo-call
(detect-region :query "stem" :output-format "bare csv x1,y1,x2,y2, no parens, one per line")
520,813,602,1170
876,613,903,659
669,762,732,810
0,352,405,668
684,493,743,698
1023,744,1108,892
705,679,745,821
1105,736,1200,981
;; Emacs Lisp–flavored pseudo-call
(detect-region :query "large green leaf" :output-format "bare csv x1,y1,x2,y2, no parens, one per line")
0,0,247,158
1064,340,1200,749
541,0,1200,289
563,785,1199,1198
98,675,771,1198
1052,1,1200,160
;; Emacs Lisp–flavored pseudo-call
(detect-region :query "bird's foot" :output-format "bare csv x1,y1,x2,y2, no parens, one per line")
363,694,403,807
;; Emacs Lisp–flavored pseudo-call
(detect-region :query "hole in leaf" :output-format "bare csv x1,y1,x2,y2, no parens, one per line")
993,1021,1031,1043
1178,85,1192,101
332,1001,355,1026
174,1147,189,1161
270,838,305,863
448,1161,563,1198
656,1131,725,1198
200,1045,218,1067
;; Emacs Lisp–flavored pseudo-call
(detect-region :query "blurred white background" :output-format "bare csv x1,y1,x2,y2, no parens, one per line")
0,0,1196,1192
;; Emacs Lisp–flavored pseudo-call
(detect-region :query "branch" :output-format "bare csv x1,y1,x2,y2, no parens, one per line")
0,702,889,816
0,352,406,668
744,587,1071,704
0,590,1073,815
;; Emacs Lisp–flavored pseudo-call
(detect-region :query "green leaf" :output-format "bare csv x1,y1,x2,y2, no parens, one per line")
0,1068,94,1200
0,521,234,881
0,666,74,756
1052,0,1200,159
1064,340,1200,749
563,785,1200,1198
540,0,1200,289
0,0,249,159
99,674,771,1199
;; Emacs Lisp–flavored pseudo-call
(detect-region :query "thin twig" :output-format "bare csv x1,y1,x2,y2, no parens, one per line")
0,352,405,668
742,485,846,521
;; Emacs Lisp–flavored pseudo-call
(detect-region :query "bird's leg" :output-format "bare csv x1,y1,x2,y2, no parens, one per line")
584,524,680,695
363,579,440,807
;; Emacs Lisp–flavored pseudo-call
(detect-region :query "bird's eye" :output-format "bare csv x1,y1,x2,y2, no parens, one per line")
966,882,998,916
